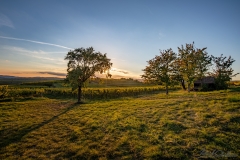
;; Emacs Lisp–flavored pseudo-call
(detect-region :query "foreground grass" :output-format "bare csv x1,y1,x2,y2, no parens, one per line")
0,90,240,159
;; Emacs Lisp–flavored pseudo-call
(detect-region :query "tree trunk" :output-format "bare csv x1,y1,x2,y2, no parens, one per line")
78,85,82,103
187,83,191,93
181,79,186,90
166,85,169,95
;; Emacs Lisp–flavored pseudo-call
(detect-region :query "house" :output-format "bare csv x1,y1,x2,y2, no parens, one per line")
194,76,215,91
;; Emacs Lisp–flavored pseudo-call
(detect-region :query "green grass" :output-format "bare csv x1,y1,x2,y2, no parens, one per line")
0,90,240,159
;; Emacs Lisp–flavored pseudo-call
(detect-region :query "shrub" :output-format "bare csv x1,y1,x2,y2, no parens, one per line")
0,85,8,98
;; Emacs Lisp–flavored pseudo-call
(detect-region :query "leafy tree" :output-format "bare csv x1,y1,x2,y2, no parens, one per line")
65,47,112,103
176,42,198,92
211,54,239,89
171,60,186,90
195,48,212,79
141,48,177,95
195,47,212,89
176,42,211,92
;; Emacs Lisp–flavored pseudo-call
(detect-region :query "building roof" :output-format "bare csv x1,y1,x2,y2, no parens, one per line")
194,76,215,84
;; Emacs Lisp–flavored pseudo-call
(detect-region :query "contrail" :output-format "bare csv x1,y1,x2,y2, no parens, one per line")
0,36,73,50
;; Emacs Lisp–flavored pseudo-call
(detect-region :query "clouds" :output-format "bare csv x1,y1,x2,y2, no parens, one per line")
0,13,14,28
1,45,66,63
111,67,129,74
1,71,66,78
38,71,66,77
0,45,68,77
118,70,128,74
0,36,73,50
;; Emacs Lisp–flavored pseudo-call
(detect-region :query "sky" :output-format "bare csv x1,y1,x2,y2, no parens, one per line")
0,0,240,80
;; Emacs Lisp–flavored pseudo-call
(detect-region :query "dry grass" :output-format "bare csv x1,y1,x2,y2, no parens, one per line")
0,89,240,159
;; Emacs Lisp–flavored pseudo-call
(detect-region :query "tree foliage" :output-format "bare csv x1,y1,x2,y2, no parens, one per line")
141,48,177,95
195,47,212,80
0,85,8,99
176,42,212,92
65,47,112,103
211,54,239,89
142,42,239,93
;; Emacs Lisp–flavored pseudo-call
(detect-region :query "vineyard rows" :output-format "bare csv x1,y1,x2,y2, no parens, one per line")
0,85,179,100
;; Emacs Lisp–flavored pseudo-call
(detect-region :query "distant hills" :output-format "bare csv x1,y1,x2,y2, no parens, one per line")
0,75,63,80
0,75,64,85
0,75,17,79
0,75,145,86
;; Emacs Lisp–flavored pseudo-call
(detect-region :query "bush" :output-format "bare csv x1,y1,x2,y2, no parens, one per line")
0,85,8,98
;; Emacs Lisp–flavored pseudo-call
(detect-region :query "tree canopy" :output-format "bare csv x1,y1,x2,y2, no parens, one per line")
142,48,176,95
141,42,238,93
176,42,211,92
65,47,112,103
211,54,239,89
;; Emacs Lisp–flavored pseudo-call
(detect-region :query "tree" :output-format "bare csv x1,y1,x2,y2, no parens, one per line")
195,47,212,89
176,42,198,92
141,48,177,95
211,54,239,89
195,48,212,79
65,47,112,103
176,42,211,92
172,60,186,90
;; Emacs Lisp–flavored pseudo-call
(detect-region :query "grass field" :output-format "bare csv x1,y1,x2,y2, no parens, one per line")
1,88,240,159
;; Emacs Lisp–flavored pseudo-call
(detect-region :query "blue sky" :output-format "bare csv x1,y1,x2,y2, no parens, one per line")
0,0,240,79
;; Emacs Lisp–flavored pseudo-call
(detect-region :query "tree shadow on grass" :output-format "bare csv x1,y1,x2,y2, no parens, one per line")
0,102,79,150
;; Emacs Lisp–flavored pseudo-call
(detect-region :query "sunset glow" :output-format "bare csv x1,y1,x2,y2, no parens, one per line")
1,0,240,80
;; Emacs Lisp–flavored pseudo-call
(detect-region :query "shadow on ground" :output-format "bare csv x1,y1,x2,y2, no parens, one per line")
0,102,79,149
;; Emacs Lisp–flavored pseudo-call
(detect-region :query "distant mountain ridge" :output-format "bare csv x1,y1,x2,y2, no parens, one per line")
0,75,17,79
0,75,64,79
0,75,64,85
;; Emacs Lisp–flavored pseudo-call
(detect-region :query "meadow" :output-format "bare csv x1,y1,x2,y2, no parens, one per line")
0,79,240,159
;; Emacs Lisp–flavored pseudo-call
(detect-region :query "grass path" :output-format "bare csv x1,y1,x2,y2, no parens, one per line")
0,91,240,159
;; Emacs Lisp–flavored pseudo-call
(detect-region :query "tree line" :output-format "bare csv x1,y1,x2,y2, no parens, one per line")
141,42,239,94
64,43,239,103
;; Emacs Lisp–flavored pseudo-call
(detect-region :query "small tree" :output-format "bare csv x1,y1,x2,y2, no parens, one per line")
195,48,212,79
195,47,212,89
141,48,177,95
177,42,198,92
0,85,8,99
65,47,112,103
172,60,186,90
211,54,239,89
176,42,211,92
